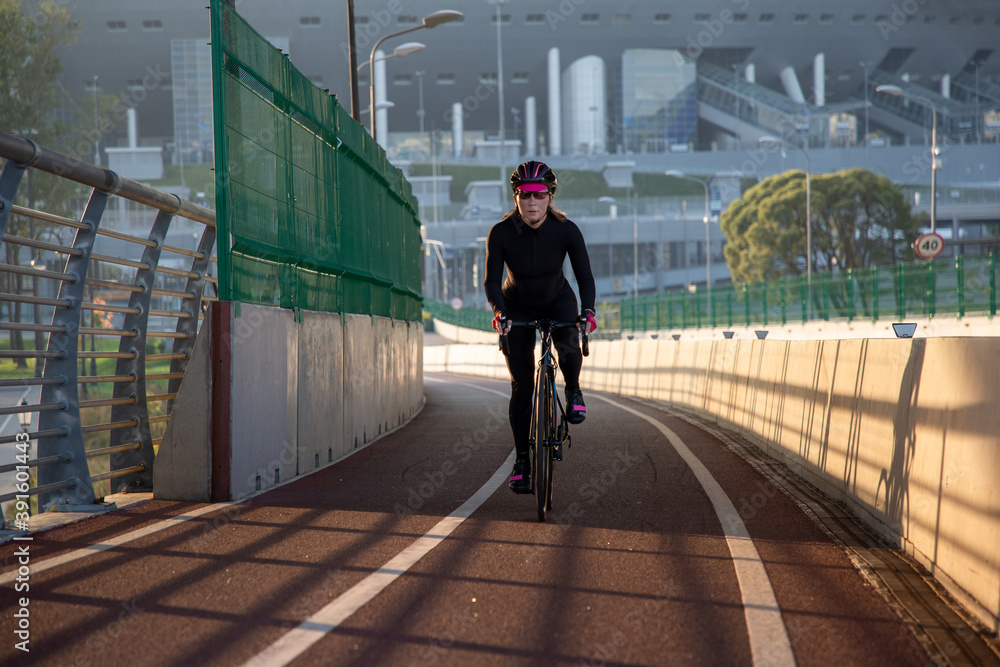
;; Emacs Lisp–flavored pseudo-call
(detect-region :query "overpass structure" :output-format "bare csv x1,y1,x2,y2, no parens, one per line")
2,2,1000,664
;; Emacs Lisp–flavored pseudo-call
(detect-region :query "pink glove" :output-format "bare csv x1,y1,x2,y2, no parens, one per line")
578,311,597,335
492,313,510,334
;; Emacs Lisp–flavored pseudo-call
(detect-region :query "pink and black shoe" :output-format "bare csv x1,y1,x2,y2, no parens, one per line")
508,455,531,494
566,388,587,424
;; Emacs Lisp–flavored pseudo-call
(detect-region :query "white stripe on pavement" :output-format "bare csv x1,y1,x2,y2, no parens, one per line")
241,450,515,667
593,395,796,667
0,501,239,585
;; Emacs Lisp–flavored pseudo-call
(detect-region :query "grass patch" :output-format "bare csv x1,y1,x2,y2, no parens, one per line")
407,163,712,202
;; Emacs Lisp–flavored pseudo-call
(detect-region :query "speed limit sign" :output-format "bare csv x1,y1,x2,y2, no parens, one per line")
914,232,945,260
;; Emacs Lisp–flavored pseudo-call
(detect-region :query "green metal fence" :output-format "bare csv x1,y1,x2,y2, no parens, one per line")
428,253,997,334
210,0,421,320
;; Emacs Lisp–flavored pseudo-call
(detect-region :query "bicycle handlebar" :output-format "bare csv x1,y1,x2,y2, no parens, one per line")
498,320,589,358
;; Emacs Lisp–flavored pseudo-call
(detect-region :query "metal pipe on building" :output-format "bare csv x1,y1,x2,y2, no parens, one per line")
451,102,463,157
374,50,388,148
780,66,806,105
525,96,537,156
813,53,825,106
547,47,561,156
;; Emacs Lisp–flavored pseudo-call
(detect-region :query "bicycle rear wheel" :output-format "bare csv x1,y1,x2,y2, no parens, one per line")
534,367,555,521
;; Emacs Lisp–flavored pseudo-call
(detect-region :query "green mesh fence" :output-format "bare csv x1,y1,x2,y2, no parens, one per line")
210,0,421,320
428,254,998,335
619,253,998,331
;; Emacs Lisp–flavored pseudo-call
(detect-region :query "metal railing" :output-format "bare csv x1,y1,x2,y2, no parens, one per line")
427,254,998,336
0,131,216,521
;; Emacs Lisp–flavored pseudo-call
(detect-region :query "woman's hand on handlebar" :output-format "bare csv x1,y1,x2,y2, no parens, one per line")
492,312,512,335
578,310,597,335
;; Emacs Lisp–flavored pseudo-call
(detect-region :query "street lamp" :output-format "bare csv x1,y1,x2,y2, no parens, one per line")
489,0,508,187
759,135,812,305
357,42,425,73
599,195,638,297
424,239,448,301
665,171,712,311
369,10,463,142
17,398,31,434
876,85,938,232
359,100,395,116
860,61,871,154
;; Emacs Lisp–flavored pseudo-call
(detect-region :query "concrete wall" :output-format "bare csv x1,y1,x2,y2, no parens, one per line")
424,337,1000,634
156,304,424,502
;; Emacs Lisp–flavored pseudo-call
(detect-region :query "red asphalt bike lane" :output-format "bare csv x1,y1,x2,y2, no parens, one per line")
0,373,930,666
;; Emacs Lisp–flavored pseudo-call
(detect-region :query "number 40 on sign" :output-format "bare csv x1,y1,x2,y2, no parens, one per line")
914,232,945,260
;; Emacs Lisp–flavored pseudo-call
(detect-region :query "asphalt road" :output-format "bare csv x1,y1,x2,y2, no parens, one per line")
0,373,953,666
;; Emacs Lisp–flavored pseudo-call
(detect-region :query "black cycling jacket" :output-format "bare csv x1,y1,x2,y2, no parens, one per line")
484,211,596,317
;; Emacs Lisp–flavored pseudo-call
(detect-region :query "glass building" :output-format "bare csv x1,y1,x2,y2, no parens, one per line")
621,49,697,153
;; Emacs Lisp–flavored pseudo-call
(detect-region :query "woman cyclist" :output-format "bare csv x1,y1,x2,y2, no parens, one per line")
484,161,597,494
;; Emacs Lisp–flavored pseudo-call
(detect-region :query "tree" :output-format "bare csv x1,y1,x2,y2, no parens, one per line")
721,168,921,285
0,0,80,366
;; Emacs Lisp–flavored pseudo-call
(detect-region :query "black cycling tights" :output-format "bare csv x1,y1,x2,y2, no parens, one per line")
504,294,581,458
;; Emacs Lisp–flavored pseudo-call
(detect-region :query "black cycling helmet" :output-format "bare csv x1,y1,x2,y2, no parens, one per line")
510,160,557,194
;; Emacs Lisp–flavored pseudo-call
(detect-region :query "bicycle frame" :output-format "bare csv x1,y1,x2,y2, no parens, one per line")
500,320,584,520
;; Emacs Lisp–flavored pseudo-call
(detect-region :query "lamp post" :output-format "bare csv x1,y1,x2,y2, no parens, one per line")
93,75,100,165
424,239,448,301
860,61,871,154
489,0,508,186
759,135,812,309
876,85,938,232
359,100,395,116
368,10,463,142
599,195,638,297
358,42,425,74
17,398,31,434
665,171,712,312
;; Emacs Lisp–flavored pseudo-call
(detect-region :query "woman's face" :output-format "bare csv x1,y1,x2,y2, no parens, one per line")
514,189,551,226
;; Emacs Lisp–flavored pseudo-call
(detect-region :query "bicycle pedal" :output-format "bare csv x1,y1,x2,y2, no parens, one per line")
552,446,562,462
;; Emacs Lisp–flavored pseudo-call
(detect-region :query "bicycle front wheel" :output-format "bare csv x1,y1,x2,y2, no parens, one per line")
534,367,555,521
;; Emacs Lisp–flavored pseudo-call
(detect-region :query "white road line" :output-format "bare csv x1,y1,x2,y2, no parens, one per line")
593,395,796,667
0,502,239,584
0,381,454,578
241,450,515,667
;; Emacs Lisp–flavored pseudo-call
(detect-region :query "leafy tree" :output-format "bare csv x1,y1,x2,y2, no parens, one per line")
0,0,80,365
721,168,921,285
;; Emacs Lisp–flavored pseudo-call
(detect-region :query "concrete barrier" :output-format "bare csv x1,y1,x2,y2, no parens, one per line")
156,303,424,502
425,336,1000,635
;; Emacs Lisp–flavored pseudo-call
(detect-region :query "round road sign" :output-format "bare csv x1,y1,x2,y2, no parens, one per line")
450,297,463,310
914,232,945,260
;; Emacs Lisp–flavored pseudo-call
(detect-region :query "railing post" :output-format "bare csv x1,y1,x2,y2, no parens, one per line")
928,259,936,318
170,226,218,401
762,281,768,326
956,256,965,319
990,252,996,318
780,277,787,325
800,275,807,324
872,266,879,323
0,153,31,238
821,271,830,321
108,210,172,493
847,269,855,323
36,189,109,510
726,283,733,328
896,263,905,321
743,282,751,327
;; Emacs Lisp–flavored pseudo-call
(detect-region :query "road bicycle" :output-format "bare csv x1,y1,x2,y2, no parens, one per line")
501,320,589,521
